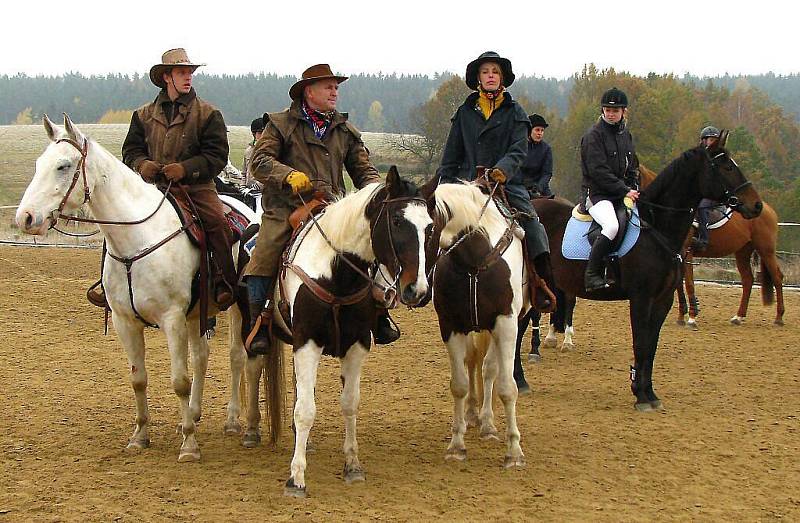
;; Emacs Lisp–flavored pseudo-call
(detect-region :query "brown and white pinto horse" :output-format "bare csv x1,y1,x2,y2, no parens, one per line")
534,137,762,410
429,180,528,468
244,167,431,497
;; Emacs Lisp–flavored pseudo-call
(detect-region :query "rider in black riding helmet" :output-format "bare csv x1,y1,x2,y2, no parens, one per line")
580,87,641,292
243,116,266,190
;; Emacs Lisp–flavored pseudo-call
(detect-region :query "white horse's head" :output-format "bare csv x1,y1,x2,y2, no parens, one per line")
15,114,94,235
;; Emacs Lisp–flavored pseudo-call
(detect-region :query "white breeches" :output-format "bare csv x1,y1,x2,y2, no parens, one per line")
587,200,619,240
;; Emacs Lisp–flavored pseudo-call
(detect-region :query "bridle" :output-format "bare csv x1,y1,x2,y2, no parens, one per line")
50,138,172,228
710,150,752,210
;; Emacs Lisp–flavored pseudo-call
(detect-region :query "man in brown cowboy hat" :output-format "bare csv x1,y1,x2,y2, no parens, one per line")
119,48,236,309
244,63,403,354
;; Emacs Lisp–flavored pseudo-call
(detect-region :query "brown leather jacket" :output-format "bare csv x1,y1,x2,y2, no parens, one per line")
122,88,229,184
250,100,380,207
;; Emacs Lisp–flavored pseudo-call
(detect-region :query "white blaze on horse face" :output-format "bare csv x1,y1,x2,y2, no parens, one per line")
404,202,433,295
15,141,82,235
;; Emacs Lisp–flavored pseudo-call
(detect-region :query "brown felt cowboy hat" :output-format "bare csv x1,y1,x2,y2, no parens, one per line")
149,48,205,88
289,64,348,101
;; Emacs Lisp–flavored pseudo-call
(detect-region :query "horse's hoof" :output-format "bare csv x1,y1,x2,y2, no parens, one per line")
445,448,467,462
649,399,663,410
284,478,307,498
503,455,526,469
730,316,744,325
242,430,261,449
528,352,542,363
223,421,243,436
343,464,366,484
676,318,686,326
634,402,656,413
126,438,150,450
177,448,201,463
687,319,699,331
774,319,785,327
542,337,557,349
560,341,575,352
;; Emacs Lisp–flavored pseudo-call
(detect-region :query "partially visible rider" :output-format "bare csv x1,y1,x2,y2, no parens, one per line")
520,113,554,198
693,125,721,251
580,87,641,292
243,116,266,190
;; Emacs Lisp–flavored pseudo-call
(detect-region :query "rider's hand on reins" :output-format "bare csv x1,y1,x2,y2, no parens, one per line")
286,170,313,194
626,189,640,202
488,168,507,184
138,160,163,182
163,163,186,182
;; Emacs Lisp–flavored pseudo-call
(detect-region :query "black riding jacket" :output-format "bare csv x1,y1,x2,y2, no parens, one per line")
580,118,640,202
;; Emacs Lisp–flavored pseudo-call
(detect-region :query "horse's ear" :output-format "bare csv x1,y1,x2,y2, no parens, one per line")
63,113,85,143
43,114,58,142
386,165,401,196
718,129,729,148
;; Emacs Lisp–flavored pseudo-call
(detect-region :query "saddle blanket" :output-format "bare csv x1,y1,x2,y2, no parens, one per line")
561,207,641,260
692,205,732,230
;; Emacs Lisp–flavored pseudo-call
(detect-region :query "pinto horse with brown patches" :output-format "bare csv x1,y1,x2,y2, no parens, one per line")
535,135,762,411
638,165,785,328
243,167,431,498
428,180,529,468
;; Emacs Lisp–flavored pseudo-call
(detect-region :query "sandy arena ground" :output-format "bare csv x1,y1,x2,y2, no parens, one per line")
0,245,798,521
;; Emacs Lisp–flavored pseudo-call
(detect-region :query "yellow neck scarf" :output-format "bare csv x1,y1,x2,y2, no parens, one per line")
477,88,505,120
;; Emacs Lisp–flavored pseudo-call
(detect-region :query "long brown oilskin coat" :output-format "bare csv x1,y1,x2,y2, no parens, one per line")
245,100,380,277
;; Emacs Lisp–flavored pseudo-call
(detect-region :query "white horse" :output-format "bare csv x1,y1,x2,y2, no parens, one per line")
15,114,249,462
244,167,431,497
430,181,529,468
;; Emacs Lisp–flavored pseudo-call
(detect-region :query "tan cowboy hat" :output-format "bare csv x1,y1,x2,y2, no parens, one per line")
149,48,205,88
289,64,348,101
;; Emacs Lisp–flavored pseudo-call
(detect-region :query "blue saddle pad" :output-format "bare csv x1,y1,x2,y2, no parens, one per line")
561,207,641,260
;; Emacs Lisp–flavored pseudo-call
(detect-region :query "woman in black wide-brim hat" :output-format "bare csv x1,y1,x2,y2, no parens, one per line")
436,51,558,390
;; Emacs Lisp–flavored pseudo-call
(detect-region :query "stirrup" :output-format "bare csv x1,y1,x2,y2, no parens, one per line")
86,279,108,308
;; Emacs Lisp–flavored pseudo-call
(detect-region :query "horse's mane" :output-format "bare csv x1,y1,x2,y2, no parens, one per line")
642,146,703,203
434,182,508,241
315,182,383,250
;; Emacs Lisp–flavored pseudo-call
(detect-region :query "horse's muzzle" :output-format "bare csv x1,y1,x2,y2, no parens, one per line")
15,208,50,235
401,283,427,306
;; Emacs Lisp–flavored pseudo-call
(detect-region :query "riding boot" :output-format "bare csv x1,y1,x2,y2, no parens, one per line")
207,233,238,311
531,252,557,313
585,235,613,292
374,307,400,345
246,276,274,356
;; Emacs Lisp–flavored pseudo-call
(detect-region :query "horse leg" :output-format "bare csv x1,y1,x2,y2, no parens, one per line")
478,333,500,441
731,247,755,325
285,341,323,498
225,304,247,435
242,356,264,448
513,311,531,389
560,294,577,352
464,335,482,429
761,251,785,326
340,343,369,484
161,314,199,462
115,315,150,450
186,319,209,426
675,281,688,325
629,298,655,411
445,333,470,461
684,254,699,330
493,317,524,468
641,294,673,410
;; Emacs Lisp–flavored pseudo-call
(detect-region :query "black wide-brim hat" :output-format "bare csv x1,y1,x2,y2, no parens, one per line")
465,51,515,90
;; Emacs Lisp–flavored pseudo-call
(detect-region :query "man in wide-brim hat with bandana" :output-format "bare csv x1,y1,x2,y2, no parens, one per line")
244,63,398,355
119,48,236,310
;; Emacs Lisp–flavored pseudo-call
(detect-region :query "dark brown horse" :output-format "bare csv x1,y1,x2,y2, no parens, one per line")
639,165,785,328
534,138,762,411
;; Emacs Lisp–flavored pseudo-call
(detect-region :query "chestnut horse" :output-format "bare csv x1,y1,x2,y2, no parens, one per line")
534,138,762,410
639,165,784,328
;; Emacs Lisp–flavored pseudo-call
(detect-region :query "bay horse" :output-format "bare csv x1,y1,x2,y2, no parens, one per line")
639,165,784,328
534,137,762,410
243,167,431,497
429,180,528,468
15,115,253,462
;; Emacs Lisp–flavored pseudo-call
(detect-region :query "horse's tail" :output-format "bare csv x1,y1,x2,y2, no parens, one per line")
261,340,285,446
760,254,775,306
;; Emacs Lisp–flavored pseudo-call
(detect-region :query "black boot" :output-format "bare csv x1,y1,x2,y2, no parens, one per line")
247,299,272,355
585,235,613,292
374,308,400,345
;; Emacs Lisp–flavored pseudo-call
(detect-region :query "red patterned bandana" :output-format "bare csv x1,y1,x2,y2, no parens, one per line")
301,100,333,140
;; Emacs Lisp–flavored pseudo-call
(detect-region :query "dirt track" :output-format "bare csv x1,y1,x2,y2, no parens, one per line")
1,245,798,521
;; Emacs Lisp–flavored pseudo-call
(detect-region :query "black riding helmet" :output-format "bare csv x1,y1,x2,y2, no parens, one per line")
250,117,265,134
465,51,515,90
601,87,628,108
700,126,720,139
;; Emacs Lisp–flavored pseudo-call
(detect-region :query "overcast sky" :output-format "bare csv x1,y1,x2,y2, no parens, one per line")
2,0,796,79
